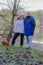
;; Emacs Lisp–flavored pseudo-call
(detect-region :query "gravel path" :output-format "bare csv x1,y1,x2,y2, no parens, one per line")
32,43,43,50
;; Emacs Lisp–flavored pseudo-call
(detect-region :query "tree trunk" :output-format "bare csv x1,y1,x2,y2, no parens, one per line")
8,0,17,38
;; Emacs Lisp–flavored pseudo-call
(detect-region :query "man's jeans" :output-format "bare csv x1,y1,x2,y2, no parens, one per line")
26,36,33,49
12,33,24,46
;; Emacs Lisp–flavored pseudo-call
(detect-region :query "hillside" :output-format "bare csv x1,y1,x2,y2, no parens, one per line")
0,44,43,65
0,10,43,39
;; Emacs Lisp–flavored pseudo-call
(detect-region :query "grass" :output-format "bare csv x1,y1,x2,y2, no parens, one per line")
0,44,43,65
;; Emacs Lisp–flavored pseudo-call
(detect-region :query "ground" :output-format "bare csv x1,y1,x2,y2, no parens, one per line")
0,44,43,65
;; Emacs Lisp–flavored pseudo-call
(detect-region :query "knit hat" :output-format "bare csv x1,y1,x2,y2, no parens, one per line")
20,13,24,16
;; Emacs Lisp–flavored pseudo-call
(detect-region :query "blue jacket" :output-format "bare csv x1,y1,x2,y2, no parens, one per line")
24,16,36,36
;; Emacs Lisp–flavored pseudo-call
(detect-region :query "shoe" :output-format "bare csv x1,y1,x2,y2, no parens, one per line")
26,47,32,50
12,43,14,46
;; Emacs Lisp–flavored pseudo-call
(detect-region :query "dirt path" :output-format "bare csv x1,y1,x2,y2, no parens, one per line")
32,43,43,50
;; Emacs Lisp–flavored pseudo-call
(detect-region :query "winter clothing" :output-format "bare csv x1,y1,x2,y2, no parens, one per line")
24,16,36,36
14,19,24,34
24,16,36,49
20,13,24,17
12,17,24,46
12,33,24,46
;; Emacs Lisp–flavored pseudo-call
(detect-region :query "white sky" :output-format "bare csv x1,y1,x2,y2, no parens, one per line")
0,0,43,11
20,0,43,11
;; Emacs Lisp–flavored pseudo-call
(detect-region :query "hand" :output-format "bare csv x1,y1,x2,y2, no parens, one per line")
30,31,33,34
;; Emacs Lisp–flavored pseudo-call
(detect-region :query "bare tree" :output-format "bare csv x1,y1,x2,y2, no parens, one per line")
10,0,20,37
0,0,20,38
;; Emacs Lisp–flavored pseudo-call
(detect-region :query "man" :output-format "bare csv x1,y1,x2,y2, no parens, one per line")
24,11,36,49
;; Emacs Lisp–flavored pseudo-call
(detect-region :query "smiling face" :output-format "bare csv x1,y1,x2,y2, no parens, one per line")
26,11,31,16
20,15,24,19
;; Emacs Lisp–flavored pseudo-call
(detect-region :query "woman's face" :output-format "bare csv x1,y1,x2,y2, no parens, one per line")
20,16,24,19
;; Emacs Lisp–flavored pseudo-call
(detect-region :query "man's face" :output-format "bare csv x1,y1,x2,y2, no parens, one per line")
27,12,31,16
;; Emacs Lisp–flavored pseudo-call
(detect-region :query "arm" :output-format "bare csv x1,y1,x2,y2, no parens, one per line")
31,17,36,34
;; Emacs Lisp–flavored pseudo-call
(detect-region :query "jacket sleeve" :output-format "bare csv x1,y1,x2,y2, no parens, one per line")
31,17,36,34
13,20,18,32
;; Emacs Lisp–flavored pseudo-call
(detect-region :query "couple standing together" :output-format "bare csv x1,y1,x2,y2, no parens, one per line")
12,11,36,49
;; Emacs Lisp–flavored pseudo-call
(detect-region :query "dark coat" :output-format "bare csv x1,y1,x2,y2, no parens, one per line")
24,16,36,36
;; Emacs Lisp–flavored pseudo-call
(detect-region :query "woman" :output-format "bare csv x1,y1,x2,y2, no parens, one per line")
12,13,24,47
